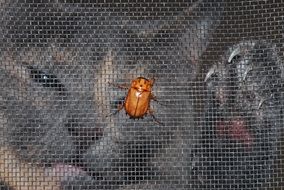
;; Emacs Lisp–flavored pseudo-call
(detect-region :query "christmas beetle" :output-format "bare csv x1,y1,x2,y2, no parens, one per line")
108,77,163,125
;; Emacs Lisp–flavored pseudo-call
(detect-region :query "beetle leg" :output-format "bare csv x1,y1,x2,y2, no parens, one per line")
150,93,157,100
147,108,164,126
106,103,124,117
151,93,167,106
108,82,129,90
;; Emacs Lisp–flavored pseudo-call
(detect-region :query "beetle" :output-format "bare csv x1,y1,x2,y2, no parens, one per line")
108,77,163,125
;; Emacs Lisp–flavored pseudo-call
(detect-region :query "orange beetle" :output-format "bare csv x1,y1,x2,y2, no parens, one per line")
109,77,163,125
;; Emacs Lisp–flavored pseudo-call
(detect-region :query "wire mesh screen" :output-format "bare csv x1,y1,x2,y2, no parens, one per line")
0,0,283,189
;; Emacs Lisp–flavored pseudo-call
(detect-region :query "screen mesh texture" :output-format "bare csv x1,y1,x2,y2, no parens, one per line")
0,0,283,190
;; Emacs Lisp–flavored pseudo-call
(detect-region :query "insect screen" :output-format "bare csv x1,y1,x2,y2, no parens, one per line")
0,0,283,189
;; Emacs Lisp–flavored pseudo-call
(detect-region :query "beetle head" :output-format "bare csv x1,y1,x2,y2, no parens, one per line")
132,77,153,92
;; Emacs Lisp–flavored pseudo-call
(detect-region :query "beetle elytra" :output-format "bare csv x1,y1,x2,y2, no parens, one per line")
108,77,163,125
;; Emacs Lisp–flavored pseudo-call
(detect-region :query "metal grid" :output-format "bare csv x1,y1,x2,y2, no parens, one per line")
0,0,283,189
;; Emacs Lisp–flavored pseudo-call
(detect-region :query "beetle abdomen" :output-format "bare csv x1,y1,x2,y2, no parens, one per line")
125,88,150,118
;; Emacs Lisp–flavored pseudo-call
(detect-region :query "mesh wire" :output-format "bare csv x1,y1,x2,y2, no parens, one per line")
0,0,283,189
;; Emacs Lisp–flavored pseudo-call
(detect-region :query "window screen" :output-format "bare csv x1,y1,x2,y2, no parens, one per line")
0,0,283,189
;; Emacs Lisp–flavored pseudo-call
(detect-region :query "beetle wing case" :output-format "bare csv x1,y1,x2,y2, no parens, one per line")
124,86,151,118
